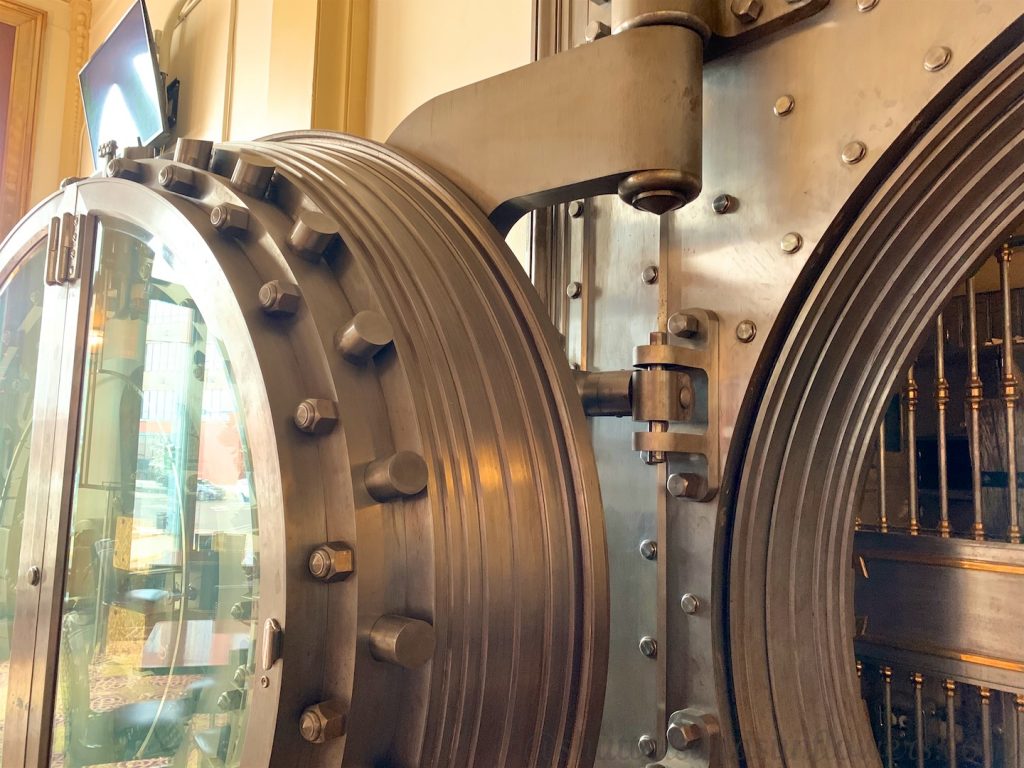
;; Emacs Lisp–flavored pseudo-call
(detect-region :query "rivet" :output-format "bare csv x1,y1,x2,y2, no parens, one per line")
568,200,585,218
780,232,803,254
369,615,436,669
680,593,701,614
668,312,700,338
106,158,142,181
293,398,339,435
857,0,879,10
365,451,428,502
288,210,340,261
924,45,952,72
639,635,658,658
210,203,250,237
712,194,735,214
26,565,40,586
841,140,867,165
639,539,658,561
667,472,705,499
773,94,795,116
259,675,270,688
158,164,198,196
641,265,659,285
638,735,657,757
584,19,610,42
566,281,583,299
731,0,762,23
258,280,301,317
231,151,277,198
335,310,394,363
173,138,214,170
736,319,757,343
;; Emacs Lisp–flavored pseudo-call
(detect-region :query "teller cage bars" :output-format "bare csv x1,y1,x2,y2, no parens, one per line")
855,238,1024,768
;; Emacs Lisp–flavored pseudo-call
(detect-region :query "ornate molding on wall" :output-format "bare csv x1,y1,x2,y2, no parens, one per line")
59,0,90,179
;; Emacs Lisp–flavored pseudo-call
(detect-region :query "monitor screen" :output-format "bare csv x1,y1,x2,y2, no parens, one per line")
80,0,167,169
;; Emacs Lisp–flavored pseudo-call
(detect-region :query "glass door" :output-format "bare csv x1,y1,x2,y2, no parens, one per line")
44,215,261,768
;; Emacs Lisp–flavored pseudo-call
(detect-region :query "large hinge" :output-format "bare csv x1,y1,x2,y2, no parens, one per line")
44,212,84,286
573,308,720,500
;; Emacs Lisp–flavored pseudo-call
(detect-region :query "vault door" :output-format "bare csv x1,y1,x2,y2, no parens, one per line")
855,237,1024,768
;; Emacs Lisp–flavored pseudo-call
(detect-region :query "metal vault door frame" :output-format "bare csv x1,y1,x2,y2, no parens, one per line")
724,18,1024,768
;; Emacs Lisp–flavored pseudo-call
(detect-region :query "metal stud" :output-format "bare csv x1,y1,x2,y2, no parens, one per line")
364,451,428,502
211,203,250,237
731,0,762,23
584,20,610,42
736,320,757,343
842,140,867,165
173,137,214,170
667,472,705,499
369,615,436,669
158,164,198,196
106,157,143,181
568,200,585,218
293,398,339,435
773,95,795,117
231,151,277,198
299,700,347,744
641,265,659,284
924,45,952,72
712,194,735,214
258,280,301,317
335,310,394,363
308,542,354,583
566,281,583,299
680,593,700,614
637,735,657,757
639,539,658,560
639,636,658,658
780,232,803,254
288,210,340,261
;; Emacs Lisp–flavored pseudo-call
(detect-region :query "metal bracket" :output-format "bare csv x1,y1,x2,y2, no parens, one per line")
646,708,721,767
632,309,719,501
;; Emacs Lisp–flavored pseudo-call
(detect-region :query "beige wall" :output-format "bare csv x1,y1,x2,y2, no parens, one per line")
365,0,533,141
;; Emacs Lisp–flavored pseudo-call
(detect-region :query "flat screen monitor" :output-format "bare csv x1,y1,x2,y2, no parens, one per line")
80,0,167,169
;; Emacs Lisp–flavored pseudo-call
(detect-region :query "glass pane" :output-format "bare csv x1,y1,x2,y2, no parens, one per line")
0,245,46,760
51,221,259,768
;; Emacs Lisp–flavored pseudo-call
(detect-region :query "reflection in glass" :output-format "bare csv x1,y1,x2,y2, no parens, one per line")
0,246,45,760
51,222,258,767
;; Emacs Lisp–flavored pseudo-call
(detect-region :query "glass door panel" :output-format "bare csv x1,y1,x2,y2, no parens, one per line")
0,244,47,760
49,219,260,768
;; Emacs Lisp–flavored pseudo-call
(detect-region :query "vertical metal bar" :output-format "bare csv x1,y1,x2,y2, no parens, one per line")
906,365,920,534
1016,694,1024,768
945,679,958,768
998,243,1021,543
967,276,986,540
912,673,925,768
878,421,889,532
980,687,992,768
882,666,894,768
937,313,951,536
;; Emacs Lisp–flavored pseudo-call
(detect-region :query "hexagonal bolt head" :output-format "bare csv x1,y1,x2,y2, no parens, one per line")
158,164,198,196
299,700,347,744
106,158,143,182
736,319,758,343
668,312,700,338
731,0,763,22
258,280,301,317
637,734,657,757
711,194,735,214
211,203,250,237
638,635,658,658
293,398,339,435
680,593,701,615
641,265,659,285
584,19,610,42
308,542,354,583
639,539,658,561
667,721,703,751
